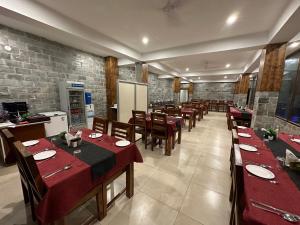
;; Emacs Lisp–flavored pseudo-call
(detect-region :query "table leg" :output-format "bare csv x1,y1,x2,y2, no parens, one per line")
198,111,201,121
188,117,192,132
165,136,172,156
193,113,196,127
178,126,181,144
126,163,134,198
96,184,107,220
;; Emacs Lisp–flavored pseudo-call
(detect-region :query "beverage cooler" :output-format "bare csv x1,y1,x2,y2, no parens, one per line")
59,81,86,128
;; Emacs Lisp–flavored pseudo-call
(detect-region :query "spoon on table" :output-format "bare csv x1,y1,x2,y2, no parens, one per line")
251,202,300,223
42,164,72,179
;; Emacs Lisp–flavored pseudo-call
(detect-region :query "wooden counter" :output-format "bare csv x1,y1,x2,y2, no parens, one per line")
0,121,49,165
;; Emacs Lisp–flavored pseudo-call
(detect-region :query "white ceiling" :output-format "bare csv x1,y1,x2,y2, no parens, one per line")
35,0,289,53
1,0,300,83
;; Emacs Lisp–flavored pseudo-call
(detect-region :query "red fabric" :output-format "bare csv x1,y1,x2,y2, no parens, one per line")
279,133,300,153
129,115,182,137
230,107,242,118
237,128,300,225
181,108,195,116
27,129,143,224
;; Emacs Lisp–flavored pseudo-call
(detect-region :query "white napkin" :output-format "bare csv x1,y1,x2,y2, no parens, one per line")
285,149,300,167
65,131,82,147
291,138,300,144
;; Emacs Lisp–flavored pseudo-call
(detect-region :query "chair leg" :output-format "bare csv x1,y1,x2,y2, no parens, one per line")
151,137,154,151
21,180,29,204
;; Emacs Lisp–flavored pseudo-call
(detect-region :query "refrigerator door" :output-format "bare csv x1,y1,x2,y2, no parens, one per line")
68,89,86,127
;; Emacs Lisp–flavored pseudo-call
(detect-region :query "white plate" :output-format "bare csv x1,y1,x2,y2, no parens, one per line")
239,144,258,152
115,140,130,147
291,138,300,144
237,126,247,129
238,133,251,138
33,150,56,161
89,133,102,138
246,164,275,180
175,116,182,119
22,140,39,147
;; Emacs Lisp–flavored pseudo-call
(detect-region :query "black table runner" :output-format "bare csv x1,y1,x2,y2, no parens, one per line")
50,137,116,179
255,130,300,189
238,109,252,120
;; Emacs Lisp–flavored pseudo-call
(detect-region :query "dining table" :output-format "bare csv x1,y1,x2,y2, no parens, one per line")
237,127,300,225
25,128,143,224
129,114,183,156
230,107,252,127
181,108,197,132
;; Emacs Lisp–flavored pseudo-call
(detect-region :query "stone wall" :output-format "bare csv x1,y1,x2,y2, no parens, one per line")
251,91,300,134
118,66,136,82
251,92,278,129
193,82,234,100
273,117,300,135
233,94,247,106
0,24,107,116
149,74,174,103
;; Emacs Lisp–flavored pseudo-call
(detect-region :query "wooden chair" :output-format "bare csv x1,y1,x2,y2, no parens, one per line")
1,129,34,219
150,113,170,155
165,108,181,117
132,110,148,149
111,121,134,142
12,140,106,224
165,104,176,110
230,129,239,178
229,144,244,225
92,117,109,134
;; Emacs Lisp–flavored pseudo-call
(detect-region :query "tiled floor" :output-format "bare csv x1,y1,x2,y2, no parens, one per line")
0,112,232,225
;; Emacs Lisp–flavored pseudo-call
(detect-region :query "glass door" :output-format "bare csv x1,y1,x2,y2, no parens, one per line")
69,90,85,126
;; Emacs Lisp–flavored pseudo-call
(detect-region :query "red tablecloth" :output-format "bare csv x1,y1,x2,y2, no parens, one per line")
27,128,143,224
181,108,195,116
237,128,300,225
129,115,182,137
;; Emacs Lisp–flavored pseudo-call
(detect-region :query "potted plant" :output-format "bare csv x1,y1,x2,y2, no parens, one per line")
266,128,277,141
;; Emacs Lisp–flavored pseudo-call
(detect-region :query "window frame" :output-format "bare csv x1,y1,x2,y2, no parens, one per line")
275,50,300,127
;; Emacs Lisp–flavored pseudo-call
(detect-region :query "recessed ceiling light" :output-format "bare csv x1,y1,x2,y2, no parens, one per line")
226,13,238,25
224,75,228,79
185,67,189,72
225,64,231,68
198,77,201,79
142,36,149,45
290,42,300,48
183,77,186,79
4,45,12,51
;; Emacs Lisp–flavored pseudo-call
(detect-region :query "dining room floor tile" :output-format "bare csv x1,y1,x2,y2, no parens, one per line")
0,112,232,225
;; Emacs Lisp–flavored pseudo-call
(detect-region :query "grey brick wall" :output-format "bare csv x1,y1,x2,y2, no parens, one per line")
118,66,136,82
193,82,234,100
234,94,247,106
0,24,106,116
149,74,173,103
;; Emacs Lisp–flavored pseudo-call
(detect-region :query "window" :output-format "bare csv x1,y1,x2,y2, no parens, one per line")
275,51,300,125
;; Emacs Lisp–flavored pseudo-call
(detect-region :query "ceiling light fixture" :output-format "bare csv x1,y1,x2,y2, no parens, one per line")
225,64,231,68
224,75,228,79
185,67,189,72
183,77,186,79
142,36,149,45
4,45,12,51
198,77,201,79
226,13,238,25
290,42,300,48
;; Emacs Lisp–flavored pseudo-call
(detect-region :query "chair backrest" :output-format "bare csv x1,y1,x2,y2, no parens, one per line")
150,113,168,136
165,108,181,117
13,141,47,201
182,103,193,108
111,121,134,142
132,110,146,128
92,117,109,134
165,104,176,109
152,107,163,113
1,129,16,164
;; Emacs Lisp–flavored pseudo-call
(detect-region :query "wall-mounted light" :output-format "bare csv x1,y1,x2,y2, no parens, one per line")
4,45,12,51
